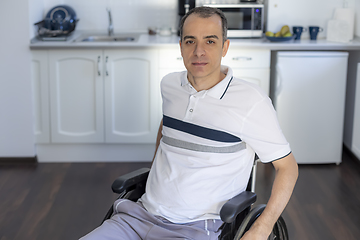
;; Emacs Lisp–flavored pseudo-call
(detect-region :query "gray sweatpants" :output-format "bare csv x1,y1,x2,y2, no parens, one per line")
80,199,223,240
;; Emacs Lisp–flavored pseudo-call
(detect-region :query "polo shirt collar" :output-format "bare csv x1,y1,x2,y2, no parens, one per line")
180,65,234,100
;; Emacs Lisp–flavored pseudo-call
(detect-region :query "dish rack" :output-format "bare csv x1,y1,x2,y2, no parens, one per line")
34,19,79,41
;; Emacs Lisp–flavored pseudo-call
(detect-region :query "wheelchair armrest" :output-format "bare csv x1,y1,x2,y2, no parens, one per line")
220,191,257,223
111,168,150,194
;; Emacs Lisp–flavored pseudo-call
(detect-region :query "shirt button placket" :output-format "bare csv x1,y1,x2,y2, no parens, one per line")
185,95,196,120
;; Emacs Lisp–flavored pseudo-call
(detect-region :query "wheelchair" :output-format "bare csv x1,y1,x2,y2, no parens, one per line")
102,160,289,240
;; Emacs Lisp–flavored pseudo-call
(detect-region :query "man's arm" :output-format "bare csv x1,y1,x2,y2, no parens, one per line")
152,119,163,164
241,152,298,240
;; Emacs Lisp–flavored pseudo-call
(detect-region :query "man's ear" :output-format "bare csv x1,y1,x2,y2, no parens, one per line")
222,39,230,57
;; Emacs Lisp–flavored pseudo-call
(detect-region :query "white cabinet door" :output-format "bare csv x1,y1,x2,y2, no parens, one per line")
224,48,270,95
159,47,186,80
31,51,50,143
159,47,184,69
104,49,160,143
232,68,270,95
49,50,105,143
159,47,186,121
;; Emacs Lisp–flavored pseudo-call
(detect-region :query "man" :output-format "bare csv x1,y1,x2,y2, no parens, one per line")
80,6,298,240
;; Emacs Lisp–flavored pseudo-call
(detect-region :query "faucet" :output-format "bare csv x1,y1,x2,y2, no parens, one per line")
107,8,114,36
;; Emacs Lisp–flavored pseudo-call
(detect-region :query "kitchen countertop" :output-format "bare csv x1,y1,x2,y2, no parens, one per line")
29,31,360,50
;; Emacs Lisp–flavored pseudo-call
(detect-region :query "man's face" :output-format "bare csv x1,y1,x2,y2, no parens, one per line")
180,14,230,82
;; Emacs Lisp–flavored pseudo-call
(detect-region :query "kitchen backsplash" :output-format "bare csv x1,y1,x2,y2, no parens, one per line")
37,0,178,33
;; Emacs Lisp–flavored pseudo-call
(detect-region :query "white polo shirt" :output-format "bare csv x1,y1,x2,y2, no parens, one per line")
140,66,291,224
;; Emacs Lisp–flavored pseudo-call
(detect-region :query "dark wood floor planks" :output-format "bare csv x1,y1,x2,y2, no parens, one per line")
0,150,359,240
279,151,360,240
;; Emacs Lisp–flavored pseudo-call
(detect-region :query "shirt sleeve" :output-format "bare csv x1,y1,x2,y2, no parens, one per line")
240,96,291,163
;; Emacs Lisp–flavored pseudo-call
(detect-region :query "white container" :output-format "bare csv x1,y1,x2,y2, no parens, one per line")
327,8,355,43
334,8,355,39
326,19,351,43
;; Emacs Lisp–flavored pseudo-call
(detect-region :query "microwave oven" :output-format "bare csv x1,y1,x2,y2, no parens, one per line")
202,4,264,38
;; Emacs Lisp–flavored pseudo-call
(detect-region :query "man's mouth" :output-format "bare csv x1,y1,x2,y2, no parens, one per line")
192,62,207,66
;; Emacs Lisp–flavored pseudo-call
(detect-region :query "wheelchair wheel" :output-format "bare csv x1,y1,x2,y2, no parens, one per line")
233,204,289,240
267,215,288,240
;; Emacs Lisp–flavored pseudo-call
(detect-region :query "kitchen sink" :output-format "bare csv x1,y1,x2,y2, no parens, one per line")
74,34,140,42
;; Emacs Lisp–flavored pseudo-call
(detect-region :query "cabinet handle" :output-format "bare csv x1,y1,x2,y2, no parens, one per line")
176,57,183,61
232,57,252,61
97,56,101,76
106,56,109,76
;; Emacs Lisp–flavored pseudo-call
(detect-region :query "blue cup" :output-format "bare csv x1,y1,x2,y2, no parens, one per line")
309,26,323,40
292,26,307,40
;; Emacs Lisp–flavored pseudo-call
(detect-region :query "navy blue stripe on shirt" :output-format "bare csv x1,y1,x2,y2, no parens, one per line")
220,76,233,99
163,115,241,143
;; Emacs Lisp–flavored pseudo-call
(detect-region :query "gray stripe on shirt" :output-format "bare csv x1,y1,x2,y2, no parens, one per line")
162,136,246,153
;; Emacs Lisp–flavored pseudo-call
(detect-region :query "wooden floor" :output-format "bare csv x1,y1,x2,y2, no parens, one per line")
1,149,359,240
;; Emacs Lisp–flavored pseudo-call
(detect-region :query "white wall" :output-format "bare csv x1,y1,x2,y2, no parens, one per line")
32,0,178,35
29,0,46,39
267,0,357,39
0,0,35,157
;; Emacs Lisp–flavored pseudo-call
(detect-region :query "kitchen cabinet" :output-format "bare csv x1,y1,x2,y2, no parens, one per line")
222,47,270,95
49,50,105,143
31,46,270,161
104,49,160,143
159,47,186,78
46,49,160,143
158,48,186,116
31,51,50,143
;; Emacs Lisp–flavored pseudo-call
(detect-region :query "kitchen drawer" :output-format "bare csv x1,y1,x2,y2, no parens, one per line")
222,48,270,68
159,48,184,69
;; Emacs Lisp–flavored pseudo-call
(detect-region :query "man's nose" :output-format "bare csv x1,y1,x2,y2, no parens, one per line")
193,43,205,57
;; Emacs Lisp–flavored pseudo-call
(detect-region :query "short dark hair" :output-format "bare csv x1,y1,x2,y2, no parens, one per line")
179,6,228,44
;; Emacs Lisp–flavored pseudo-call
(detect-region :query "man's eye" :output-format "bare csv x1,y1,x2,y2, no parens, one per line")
186,40,194,44
207,40,215,44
